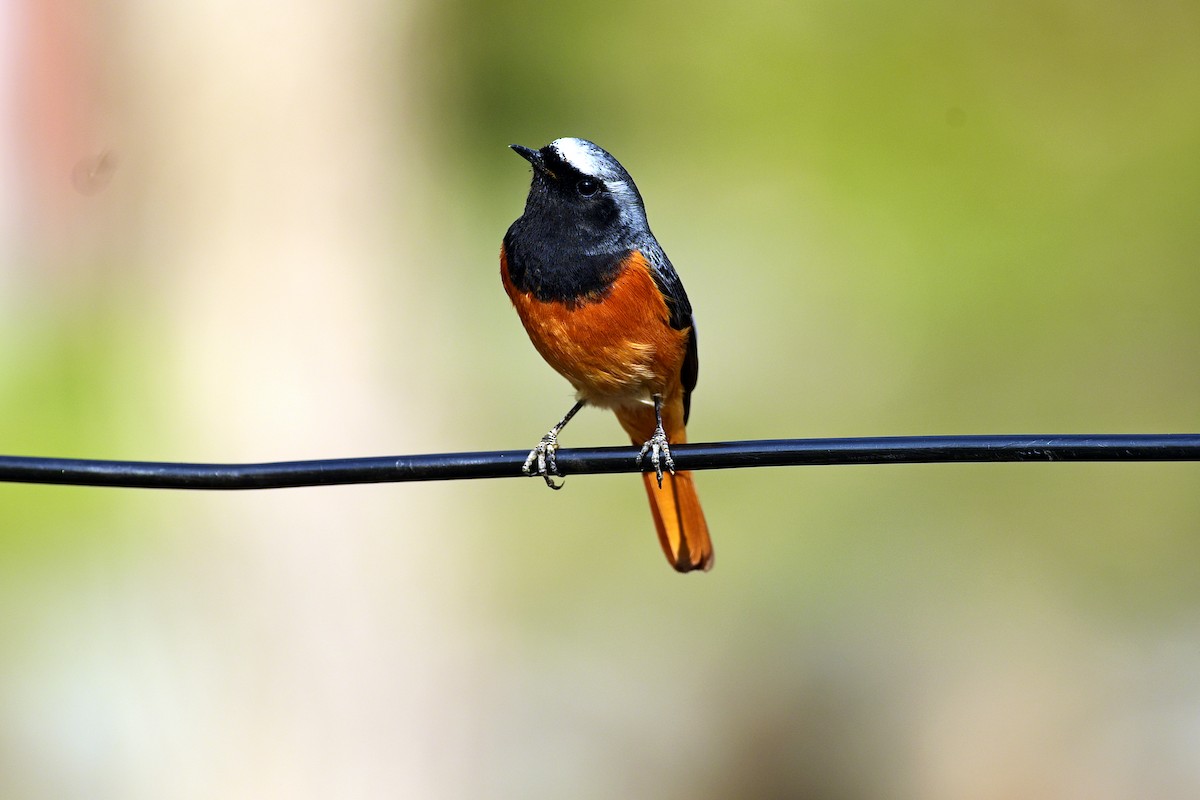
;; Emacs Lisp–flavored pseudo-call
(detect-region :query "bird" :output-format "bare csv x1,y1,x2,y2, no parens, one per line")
500,137,713,573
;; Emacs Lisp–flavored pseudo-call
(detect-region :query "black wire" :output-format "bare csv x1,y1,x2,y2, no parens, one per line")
0,434,1197,490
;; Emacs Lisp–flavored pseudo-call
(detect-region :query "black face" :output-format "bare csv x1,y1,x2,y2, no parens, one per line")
504,142,646,303
517,144,627,248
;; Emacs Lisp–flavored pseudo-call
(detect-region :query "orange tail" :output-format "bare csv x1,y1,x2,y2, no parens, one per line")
641,469,713,572
616,398,713,573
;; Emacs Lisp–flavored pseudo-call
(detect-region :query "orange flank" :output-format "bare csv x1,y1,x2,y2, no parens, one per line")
501,250,690,408
501,247,712,572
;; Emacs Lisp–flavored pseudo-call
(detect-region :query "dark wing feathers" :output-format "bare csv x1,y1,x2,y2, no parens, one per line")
641,244,693,331
680,325,698,423
640,244,698,422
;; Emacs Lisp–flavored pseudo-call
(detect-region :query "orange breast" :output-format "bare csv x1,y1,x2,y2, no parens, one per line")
501,249,690,407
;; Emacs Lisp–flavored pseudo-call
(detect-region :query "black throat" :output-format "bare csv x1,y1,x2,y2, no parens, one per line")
503,210,630,304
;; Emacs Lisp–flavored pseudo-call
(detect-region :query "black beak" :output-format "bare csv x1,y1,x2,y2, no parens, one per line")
510,144,547,174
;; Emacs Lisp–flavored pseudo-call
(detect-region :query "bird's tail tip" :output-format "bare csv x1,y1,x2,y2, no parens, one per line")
641,470,713,573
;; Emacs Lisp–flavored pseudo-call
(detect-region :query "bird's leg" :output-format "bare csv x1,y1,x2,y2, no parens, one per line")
636,394,675,489
523,399,586,490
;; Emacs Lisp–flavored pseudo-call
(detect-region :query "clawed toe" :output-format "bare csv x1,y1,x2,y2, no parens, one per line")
521,400,585,491
637,427,675,488
523,434,565,489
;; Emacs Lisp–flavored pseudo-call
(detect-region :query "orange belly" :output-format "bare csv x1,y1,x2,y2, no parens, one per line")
501,249,690,408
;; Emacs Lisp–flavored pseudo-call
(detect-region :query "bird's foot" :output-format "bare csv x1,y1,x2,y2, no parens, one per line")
637,425,675,489
523,430,565,490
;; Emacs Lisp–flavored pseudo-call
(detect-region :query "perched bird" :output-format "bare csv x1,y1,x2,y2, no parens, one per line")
501,137,713,572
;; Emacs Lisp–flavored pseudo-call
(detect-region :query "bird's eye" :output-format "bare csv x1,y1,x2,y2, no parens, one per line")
576,178,599,197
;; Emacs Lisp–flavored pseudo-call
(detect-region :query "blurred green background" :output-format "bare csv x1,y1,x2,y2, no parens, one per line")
2,1,1198,797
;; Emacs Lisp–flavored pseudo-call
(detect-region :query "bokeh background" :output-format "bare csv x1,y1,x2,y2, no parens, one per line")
2,1,1199,797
